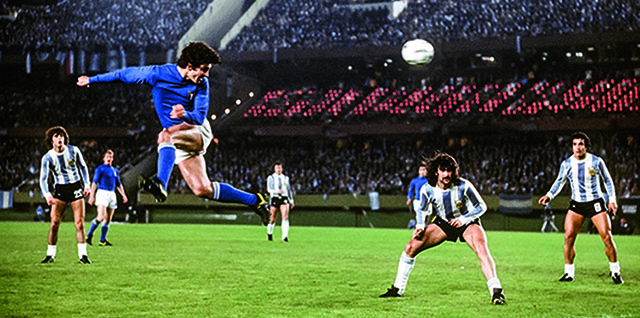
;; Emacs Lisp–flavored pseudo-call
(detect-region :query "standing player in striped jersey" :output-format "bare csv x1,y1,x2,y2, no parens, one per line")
39,126,92,264
86,150,128,247
380,153,505,305
266,162,294,242
406,163,428,230
76,41,269,225
538,132,622,284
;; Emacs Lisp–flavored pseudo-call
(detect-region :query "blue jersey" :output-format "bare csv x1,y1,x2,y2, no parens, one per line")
418,178,487,225
546,153,616,204
92,164,122,192
88,64,209,128
407,176,428,201
39,145,90,199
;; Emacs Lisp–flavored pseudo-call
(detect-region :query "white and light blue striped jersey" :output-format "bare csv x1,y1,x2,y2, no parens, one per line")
39,145,90,199
546,153,616,204
418,178,487,225
267,173,293,203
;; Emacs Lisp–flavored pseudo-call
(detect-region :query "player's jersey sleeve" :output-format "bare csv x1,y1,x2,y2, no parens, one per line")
181,79,209,126
285,175,294,203
74,146,91,190
115,169,122,187
418,184,433,215
460,181,487,224
89,65,158,86
267,175,277,196
597,157,616,204
39,154,53,199
546,159,569,200
407,178,417,200
92,165,103,185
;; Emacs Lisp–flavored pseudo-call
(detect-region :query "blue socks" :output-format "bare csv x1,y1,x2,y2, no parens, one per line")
100,224,109,243
157,143,176,189
212,182,257,205
88,220,99,236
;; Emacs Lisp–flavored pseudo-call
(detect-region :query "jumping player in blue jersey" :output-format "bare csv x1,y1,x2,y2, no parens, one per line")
39,126,92,264
406,163,428,229
77,41,269,225
380,153,505,305
538,132,622,284
87,150,128,246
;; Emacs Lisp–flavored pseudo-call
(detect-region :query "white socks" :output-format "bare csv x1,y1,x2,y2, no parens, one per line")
78,243,87,259
393,252,415,295
282,219,289,240
487,277,502,295
46,245,57,257
267,219,290,241
564,264,575,277
267,222,275,235
610,262,620,274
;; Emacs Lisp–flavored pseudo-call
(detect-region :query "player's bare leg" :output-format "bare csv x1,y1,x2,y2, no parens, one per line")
48,200,66,245
591,212,623,283
69,199,90,264
280,204,290,242
267,206,278,241
178,154,213,198
380,224,446,297
41,200,66,263
463,225,504,304
561,210,584,281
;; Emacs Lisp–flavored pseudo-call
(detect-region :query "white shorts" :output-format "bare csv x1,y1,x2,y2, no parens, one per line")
175,119,213,165
95,189,117,209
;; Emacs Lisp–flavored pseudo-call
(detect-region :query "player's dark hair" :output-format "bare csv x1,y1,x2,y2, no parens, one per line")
177,41,221,68
44,126,69,150
273,161,282,168
571,131,591,149
425,153,460,186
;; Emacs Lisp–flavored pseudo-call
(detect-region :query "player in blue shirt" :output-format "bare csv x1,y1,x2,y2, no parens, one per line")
39,126,92,264
77,42,269,225
406,163,428,229
538,132,622,284
380,153,505,305
87,150,128,246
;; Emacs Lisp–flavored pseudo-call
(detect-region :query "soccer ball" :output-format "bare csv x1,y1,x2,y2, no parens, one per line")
401,39,435,66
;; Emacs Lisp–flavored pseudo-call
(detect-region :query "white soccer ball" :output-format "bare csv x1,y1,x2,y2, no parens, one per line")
401,39,435,66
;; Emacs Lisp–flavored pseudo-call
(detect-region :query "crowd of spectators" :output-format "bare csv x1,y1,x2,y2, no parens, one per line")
2,0,638,56
226,0,640,52
0,0,208,52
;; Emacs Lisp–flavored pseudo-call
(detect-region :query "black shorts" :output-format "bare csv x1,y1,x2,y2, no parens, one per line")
270,195,290,207
433,216,481,243
53,181,85,203
568,198,607,218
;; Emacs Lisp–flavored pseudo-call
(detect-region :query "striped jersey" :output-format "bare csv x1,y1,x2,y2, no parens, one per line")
546,153,616,204
267,173,293,203
92,164,122,192
39,145,90,199
88,64,209,129
418,178,487,225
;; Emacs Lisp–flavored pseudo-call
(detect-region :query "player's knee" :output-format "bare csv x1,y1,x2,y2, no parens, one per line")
192,186,213,199
157,130,171,144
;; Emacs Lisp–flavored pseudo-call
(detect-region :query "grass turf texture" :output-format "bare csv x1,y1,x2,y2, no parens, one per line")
1,222,638,318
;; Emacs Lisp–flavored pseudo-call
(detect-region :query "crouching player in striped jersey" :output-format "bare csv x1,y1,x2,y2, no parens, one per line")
538,132,622,284
380,153,505,305
39,126,92,264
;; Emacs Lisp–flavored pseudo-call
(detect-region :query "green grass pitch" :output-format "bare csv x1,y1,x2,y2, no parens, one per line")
1,221,639,317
